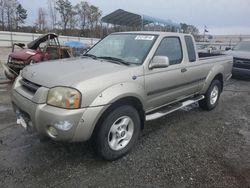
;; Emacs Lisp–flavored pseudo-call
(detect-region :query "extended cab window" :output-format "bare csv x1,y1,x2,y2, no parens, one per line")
185,36,196,62
155,37,183,65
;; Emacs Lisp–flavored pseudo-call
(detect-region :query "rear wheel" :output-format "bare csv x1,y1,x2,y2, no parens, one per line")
199,79,222,110
92,105,141,161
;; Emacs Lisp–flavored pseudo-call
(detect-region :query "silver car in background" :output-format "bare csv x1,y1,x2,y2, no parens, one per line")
224,39,250,77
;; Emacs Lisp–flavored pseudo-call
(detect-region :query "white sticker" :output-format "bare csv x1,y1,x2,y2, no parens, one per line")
135,35,155,41
25,51,36,55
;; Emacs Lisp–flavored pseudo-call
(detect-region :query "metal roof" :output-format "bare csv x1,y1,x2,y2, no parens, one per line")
102,9,179,28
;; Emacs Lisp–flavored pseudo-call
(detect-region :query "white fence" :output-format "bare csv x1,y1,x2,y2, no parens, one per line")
0,31,100,47
196,42,236,51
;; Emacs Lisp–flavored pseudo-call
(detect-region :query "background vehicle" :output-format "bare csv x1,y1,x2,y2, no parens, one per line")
11,32,233,160
197,44,222,54
224,39,250,77
4,33,71,80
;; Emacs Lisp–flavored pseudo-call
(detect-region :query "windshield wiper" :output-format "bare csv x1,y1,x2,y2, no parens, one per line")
82,53,98,59
98,56,130,66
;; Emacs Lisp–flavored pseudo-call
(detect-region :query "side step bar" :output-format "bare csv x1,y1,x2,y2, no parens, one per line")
146,95,205,121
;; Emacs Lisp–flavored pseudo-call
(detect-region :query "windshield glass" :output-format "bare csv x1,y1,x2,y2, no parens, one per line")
234,41,250,52
86,34,157,65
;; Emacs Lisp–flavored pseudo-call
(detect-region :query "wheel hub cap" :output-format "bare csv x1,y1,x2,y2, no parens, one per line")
210,85,219,105
108,116,134,151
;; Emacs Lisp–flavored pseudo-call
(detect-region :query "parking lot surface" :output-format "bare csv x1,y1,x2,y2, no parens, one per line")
0,48,250,187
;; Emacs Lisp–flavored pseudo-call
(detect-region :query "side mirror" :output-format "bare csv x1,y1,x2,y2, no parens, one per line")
149,56,169,69
225,47,231,51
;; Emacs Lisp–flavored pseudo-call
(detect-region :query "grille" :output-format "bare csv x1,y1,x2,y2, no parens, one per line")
20,78,41,93
233,57,250,70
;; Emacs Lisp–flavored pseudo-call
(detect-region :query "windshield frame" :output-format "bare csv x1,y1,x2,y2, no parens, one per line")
86,33,159,65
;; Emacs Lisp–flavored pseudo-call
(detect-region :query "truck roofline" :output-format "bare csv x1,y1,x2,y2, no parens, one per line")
112,31,192,37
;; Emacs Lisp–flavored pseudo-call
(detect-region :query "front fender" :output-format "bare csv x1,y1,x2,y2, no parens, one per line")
89,82,146,108
200,64,224,94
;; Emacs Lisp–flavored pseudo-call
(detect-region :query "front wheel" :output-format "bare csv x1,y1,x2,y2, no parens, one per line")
199,79,222,110
92,105,141,161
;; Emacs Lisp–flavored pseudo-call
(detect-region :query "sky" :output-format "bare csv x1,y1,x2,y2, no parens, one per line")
20,0,250,35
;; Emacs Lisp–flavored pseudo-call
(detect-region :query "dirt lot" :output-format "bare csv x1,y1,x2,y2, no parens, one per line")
0,48,250,187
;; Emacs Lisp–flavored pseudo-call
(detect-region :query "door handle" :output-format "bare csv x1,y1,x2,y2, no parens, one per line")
181,68,187,73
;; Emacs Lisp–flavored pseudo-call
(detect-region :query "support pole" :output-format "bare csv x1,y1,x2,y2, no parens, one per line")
141,15,144,31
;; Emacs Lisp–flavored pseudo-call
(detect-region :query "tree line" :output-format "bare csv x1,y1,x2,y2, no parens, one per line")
0,0,27,31
35,0,102,37
0,0,200,39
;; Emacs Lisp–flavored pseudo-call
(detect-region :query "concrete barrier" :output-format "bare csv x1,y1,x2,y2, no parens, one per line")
0,31,100,47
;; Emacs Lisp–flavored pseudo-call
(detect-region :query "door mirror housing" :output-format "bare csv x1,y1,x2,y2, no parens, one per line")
149,56,170,69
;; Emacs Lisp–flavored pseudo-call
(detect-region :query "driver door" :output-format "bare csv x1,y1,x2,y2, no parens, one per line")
145,37,187,110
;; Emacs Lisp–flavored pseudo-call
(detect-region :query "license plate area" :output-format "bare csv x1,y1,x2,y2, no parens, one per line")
17,113,27,129
16,109,32,130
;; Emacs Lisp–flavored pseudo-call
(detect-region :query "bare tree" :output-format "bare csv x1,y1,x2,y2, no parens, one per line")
69,8,77,30
87,5,102,30
180,23,199,40
56,0,74,33
36,8,47,31
48,0,57,30
0,0,27,31
0,0,5,30
16,3,27,29
5,0,18,30
75,1,90,30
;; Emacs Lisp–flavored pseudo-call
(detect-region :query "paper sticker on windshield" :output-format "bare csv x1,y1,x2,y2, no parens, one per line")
135,35,155,41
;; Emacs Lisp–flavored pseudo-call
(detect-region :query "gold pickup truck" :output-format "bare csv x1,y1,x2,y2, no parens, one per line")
11,32,233,160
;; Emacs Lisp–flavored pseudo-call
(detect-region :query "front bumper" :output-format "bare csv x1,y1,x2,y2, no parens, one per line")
232,67,250,78
11,89,108,142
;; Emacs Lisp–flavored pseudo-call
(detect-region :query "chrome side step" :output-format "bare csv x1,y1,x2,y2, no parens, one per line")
146,95,205,121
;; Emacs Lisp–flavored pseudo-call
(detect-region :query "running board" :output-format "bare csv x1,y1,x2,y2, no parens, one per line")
146,95,205,121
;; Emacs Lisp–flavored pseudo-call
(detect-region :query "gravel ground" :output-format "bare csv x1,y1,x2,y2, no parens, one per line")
0,47,250,187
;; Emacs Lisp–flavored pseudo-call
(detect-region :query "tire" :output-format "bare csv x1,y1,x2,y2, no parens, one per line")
92,105,141,161
199,79,222,110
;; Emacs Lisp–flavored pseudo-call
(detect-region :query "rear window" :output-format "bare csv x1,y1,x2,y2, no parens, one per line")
185,36,196,62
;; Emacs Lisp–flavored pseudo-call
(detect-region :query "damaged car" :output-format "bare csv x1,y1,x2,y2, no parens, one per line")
4,33,72,80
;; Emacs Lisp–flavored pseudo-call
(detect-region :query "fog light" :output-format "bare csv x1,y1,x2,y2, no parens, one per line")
54,121,73,131
47,126,58,138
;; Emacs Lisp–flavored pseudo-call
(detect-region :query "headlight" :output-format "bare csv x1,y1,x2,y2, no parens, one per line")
47,87,81,109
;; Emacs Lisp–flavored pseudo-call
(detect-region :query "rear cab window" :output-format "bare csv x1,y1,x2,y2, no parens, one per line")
184,36,196,62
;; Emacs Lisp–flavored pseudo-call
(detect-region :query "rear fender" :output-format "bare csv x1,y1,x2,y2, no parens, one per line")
200,64,224,94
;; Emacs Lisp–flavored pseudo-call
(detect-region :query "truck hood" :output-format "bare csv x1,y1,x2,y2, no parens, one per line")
224,50,250,59
9,49,38,61
21,57,130,88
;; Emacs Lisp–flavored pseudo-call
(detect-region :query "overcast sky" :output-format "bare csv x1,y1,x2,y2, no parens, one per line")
20,0,250,35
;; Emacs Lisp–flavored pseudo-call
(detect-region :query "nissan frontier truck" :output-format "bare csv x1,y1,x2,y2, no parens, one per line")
11,32,233,160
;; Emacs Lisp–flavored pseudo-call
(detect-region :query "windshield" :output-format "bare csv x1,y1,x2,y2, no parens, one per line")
86,34,157,65
234,41,250,52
